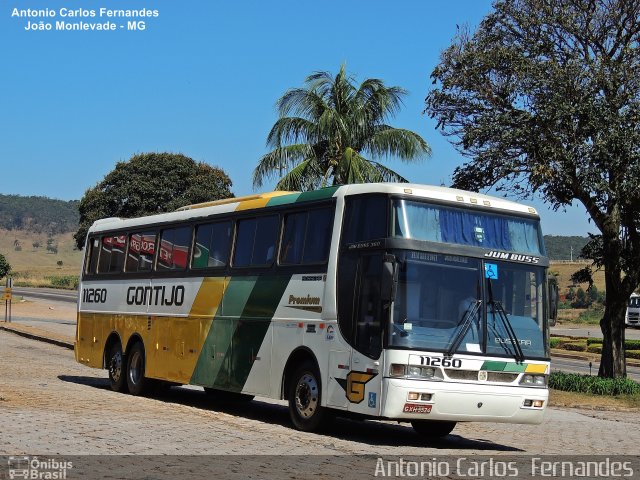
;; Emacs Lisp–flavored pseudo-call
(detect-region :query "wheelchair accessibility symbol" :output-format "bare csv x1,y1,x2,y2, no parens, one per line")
485,263,498,280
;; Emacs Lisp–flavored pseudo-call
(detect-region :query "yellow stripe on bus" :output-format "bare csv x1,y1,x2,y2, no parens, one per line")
76,278,230,385
190,276,229,318
525,364,548,374
234,191,292,211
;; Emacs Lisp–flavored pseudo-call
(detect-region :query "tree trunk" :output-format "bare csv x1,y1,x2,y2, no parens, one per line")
598,240,627,378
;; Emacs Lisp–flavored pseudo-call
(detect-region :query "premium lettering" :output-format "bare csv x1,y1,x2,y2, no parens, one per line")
288,294,320,306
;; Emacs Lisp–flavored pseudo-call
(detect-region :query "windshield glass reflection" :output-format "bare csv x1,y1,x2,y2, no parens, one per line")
389,251,548,358
485,262,547,358
391,252,483,354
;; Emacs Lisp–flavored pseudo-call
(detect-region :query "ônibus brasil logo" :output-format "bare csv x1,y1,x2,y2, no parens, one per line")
8,456,73,479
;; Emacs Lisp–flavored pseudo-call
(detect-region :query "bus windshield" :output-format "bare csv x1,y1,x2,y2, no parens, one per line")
392,199,544,255
389,251,548,359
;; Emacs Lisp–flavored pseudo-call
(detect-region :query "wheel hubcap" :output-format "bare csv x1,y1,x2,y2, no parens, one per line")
295,373,318,418
109,351,122,383
128,351,143,386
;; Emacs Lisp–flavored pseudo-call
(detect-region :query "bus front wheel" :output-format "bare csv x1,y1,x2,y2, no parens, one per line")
126,342,149,396
288,361,331,432
107,342,127,393
411,420,456,438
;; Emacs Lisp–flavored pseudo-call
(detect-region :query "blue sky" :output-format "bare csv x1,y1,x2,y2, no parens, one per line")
0,0,594,236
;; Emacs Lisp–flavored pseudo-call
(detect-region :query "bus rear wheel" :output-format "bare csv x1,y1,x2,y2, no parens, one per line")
107,342,127,393
126,342,149,396
288,361,331,432
411,420,456,438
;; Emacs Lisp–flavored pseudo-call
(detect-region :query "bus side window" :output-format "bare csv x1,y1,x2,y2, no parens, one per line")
342,196,387,245
85,237,100,275
280,212,306,264
98,235,126,273
302,207,333,263
233,215,278,267
192,221,232,269
157,226,192,271
280,207,333,265
126,232,157,273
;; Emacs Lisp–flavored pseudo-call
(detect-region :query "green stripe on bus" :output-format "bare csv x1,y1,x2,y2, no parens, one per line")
266,193,301,207
295,186,339,203
504,363,527,373
480,361,507,371
190,277,257,387
481,361,528,372
214,274,291,391
503,363,527,373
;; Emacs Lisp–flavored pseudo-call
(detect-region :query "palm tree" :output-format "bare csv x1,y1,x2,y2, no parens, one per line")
253,65,431,191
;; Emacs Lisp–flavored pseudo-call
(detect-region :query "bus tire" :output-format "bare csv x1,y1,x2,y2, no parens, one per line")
107,342,127,393
203,387,254,403
411,420,456,438
126,342,149,396
288,361,331,432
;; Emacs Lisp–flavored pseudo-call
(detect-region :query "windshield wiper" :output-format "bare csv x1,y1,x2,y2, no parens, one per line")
392,322,409,337
487,281,525,363
446,300,481,358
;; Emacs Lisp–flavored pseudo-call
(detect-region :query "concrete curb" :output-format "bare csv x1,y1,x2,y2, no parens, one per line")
0,324,74,350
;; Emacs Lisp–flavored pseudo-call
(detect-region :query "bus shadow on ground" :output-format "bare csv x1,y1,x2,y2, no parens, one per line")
57,375,522,451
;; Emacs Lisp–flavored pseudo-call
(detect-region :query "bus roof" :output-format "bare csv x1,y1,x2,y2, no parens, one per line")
88,183,539,234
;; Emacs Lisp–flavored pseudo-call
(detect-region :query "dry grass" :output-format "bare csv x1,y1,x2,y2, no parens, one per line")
549,261,606,296
0,228,82,286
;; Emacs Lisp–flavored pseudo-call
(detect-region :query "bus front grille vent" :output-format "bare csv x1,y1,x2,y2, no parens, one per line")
445,369,519,383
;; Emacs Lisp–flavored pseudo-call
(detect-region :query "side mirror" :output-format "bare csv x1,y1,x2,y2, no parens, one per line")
548,281,559,327
381,254,398,303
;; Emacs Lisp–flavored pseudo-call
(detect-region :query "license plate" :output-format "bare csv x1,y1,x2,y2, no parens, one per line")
403,403,432,414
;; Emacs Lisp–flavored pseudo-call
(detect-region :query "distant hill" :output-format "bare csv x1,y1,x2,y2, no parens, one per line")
543,235,589,260
0,194,79,234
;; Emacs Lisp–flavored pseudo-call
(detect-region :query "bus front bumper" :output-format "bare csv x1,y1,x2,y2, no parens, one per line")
381,378,548,424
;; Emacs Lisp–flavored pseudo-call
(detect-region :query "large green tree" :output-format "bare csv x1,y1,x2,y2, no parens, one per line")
425,0,640,377
74,153,233,249
253,65,432,191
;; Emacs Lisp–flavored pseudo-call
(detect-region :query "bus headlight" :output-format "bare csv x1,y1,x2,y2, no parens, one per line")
520,374,547,386
390,364,441,380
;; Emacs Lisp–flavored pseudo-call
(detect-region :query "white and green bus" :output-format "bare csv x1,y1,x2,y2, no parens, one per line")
76,183,556,437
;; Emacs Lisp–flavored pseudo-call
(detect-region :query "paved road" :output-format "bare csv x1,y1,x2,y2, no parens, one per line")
1,330,639,460
12,287,78,304
553,324,640,340
552,357,640,381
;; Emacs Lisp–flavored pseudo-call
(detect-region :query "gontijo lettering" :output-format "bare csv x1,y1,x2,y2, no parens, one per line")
126,285,185,306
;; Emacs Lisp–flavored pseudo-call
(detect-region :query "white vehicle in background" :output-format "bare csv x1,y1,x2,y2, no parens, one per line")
626,293,640,327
